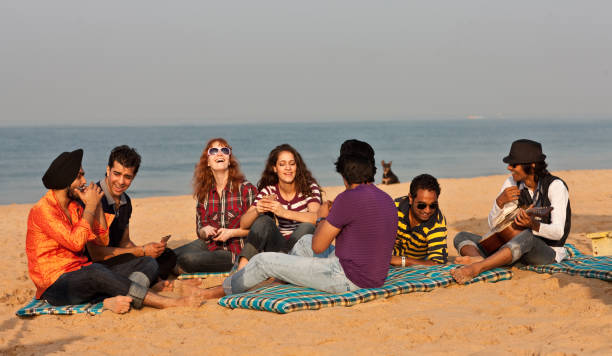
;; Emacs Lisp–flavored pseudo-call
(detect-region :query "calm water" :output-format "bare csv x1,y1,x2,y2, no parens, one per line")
1,119,611,204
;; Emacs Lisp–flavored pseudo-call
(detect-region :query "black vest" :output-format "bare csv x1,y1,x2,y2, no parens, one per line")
517,173,571,247
84,183,133,260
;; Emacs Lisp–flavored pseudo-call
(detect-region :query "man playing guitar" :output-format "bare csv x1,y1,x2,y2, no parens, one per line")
451,139,571,284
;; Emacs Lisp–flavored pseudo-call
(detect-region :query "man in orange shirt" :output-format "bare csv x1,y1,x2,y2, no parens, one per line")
26,149,204,313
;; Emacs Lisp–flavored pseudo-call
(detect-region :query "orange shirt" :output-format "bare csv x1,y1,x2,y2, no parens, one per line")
26,190,111,299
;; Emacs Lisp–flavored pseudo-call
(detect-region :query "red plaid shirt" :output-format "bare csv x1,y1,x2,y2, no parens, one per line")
196,180,257,261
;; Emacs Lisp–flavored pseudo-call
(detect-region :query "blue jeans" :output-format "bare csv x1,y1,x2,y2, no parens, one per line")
96,249,176,280
223,234,359,295
41,256,158,309
453,230,556,265
174,239,233,273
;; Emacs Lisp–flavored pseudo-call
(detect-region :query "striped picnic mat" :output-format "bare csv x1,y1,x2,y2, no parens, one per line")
16,298,104,317
15,271,229,317
218,264,512,314
519,244,612,281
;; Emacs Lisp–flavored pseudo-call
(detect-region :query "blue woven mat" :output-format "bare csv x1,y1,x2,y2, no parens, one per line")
16,298,104,317
218,264,512,314
519,244,612,281
16,272,228,317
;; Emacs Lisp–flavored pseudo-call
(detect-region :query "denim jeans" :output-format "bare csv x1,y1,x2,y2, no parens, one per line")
453,230,556,265
98,248,177,280
174,239,233,272
223,234,359,295
239,215,315,261
155,248,177,279
41,256,158,308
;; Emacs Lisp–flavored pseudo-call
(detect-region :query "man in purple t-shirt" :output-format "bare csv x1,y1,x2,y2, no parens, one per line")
199,142,398,298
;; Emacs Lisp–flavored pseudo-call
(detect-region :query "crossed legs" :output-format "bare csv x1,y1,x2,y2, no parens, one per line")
451,230,556,284
42,257,206,313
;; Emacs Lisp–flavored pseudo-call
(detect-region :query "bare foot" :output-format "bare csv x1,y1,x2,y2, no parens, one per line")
169,292,211,307
197,286,226,300
151,278,200,293
151,280,173,292
455,255,484,265
451,266,479,285
172,280,205,296
180,279,202,286
103,296,132,314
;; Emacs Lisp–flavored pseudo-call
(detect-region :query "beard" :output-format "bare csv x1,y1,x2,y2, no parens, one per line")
66,186,80,201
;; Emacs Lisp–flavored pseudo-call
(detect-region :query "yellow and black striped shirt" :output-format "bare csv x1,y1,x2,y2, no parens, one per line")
393,196,448,264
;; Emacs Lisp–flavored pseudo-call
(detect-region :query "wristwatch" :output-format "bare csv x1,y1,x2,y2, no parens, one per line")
316,217,326,225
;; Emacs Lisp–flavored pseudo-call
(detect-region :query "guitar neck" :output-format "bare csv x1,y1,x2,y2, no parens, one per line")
525,206,553,217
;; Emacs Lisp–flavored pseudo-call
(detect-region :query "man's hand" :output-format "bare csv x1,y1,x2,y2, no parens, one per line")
143,242,165,258
514,208,540,231
77,182,104,207
318,200,332,219
212,228,235,242
496,186,520,208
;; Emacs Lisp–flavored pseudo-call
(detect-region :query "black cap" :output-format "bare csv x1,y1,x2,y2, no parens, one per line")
42,149,84,189
502,139,546,165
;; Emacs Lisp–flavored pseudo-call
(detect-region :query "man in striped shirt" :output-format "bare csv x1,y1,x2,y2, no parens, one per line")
391,174,448,266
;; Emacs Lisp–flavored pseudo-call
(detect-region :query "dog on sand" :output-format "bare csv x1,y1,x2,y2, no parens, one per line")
381,160,399,185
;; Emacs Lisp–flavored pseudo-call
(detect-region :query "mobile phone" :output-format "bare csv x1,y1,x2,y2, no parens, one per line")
160,234,172,243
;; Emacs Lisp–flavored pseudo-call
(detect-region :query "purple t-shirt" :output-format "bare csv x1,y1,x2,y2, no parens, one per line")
326,184,398,288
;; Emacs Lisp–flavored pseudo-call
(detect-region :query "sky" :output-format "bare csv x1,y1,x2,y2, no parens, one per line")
1,0,611,126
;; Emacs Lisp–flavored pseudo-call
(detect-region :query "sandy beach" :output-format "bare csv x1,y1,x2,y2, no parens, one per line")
1,170,611,355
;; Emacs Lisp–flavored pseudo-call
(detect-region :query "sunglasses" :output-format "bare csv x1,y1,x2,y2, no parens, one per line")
415,202,438,210
208,147,231,156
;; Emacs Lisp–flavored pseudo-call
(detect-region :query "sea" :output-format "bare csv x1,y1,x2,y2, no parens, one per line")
1,119,611,205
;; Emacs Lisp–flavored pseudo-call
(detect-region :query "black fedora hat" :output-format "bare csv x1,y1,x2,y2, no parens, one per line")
42,149,84,189
502,139,546,165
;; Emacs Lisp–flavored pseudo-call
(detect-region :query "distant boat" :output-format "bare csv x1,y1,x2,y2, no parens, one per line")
467,115,485,120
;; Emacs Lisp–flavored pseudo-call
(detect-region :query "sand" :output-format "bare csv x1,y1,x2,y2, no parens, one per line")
1,170,611,355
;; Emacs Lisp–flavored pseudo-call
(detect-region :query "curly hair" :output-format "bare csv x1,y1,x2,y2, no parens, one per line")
193,138,246,203
257,144,319,197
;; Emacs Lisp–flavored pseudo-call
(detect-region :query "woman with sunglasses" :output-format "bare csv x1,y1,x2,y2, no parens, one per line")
236,143,321,270
174,138,258,273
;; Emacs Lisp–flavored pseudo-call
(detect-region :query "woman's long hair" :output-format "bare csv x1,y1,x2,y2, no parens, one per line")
257,144,319,197
193,138,245,202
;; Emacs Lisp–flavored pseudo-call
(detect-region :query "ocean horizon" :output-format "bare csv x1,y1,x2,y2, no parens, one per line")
2,118,611,205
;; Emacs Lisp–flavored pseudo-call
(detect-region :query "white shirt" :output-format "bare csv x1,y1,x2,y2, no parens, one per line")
488,176,570,262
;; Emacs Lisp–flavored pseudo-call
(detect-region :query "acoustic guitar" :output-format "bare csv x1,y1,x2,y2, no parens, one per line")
479,206,553,254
